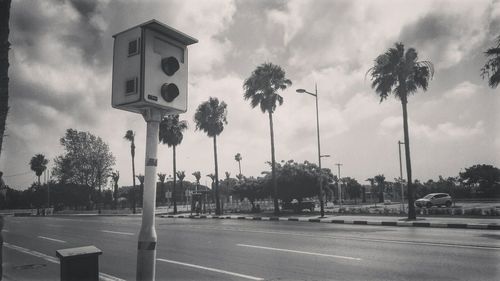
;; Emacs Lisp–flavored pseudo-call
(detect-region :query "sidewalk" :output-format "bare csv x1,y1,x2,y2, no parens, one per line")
160,213,500,230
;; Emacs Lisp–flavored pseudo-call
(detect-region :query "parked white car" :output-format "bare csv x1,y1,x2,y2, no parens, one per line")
415,193,452,208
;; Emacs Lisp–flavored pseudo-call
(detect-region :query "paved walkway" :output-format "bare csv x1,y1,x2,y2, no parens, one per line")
160,213,500,230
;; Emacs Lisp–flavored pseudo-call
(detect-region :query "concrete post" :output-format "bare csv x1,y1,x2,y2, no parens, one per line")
137,108,163,281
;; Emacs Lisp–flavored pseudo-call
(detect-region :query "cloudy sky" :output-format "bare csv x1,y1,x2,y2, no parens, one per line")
1,0,499,189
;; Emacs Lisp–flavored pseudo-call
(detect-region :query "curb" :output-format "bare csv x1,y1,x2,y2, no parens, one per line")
160,214,500,230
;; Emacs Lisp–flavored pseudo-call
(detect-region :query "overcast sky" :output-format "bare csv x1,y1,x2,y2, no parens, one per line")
1,0,499,189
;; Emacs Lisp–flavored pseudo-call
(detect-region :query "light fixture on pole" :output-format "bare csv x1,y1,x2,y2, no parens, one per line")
296,84,326,217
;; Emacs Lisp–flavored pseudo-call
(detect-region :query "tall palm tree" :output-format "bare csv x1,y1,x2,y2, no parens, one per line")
206,173,216,213
159,115,188,214
481,36,500,88
243,62,292,215
368,43,433,220
29,154,48,186
194,98,228,215
0,0,11,160
123,130,137,205
111,171,119,209
374,174,386,203
234,153,242,177
157,173,166,205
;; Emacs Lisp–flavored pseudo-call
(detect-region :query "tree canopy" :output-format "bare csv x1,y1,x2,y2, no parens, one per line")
53,129,115,190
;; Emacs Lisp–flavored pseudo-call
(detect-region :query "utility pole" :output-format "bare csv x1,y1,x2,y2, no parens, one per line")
398,141,405,212
335,163,343,209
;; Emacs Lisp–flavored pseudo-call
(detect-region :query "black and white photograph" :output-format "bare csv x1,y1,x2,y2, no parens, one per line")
0,0,499,280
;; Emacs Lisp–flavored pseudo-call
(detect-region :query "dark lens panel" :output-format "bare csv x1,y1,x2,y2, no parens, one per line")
161,57,180,76
161,83,179,102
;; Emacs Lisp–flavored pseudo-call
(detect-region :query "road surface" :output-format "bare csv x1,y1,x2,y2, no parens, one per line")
3,215,499,280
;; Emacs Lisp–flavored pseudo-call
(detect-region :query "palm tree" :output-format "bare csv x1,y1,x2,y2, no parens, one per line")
192,171,201,192
194,97,228,215
481,36,500,88
111,171,119,209
234,153,242,177
0,0,11,160
243,62,292,215
29,154,48,186
176,170,186,206
206,173,216,213
367,43,433,220
124,130,137,206
159,115,188,214
374,174,386,203
136,174,144,207
157,173,166,205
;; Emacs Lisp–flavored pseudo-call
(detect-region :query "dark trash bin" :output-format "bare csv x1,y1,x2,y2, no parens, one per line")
56,246,102,281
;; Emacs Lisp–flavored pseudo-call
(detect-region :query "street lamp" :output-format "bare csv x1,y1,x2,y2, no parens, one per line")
296,84,326,217
398,141,405,212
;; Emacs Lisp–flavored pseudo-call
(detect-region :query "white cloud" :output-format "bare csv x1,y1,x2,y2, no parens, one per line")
444,81,482,100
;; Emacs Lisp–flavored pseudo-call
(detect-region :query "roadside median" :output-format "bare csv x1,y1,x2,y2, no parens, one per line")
160,213,500,230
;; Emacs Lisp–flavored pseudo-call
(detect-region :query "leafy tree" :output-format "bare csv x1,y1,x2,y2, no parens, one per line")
159,115,188,214
111,171,119,209
157,173,166,205
0,0,11,160
368,43,433,220
343,177,362,203
30,154,48,186
272,160,334,204
234,153,242,176
374,174,386,203
481,36,500,88
124,130,137,204
233,176,268,211
194,97,228,215
459,164,500,197
243,62,292,215
53,129,115,209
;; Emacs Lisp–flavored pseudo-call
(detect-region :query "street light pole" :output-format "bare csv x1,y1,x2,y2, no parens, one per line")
296,84,325,217
335,163,343,209
398,141,405,212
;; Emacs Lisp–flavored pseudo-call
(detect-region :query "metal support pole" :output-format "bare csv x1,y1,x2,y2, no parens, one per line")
398,141,405,212
137,108,163,281
314,84,325,218
336,163,342,209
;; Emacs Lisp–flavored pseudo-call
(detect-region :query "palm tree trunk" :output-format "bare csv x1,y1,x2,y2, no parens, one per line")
131,142,136,213
238,161,242,176
0,0,11,160
401,98,416,220
173,145,177,214
37,175,41,186
213,136,221,215
268,112,279,215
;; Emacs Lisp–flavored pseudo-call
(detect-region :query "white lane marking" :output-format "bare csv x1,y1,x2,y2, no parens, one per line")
4,242,59,263
101,230,134,236
157,258,264,281
169,224,500,251
4,242,126,281
47,224,63,227
237,244,362,261
2,229,8,232
37,236,66,243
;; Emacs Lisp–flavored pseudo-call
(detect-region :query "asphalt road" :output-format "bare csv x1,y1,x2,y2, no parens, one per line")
3,215,500,281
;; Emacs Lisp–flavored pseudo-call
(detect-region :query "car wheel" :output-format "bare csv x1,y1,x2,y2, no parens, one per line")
445,201,452,207
426,202,432,208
